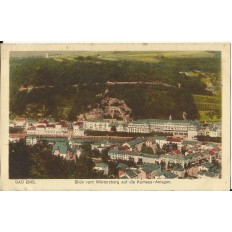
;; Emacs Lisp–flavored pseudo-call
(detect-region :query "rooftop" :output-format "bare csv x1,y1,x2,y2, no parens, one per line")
117,163,129,170
95,162,108,168
52,141,68,154
124,137,145,147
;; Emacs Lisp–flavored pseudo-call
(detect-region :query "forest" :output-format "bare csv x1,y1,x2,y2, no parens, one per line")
10,52,221,121
9,140,105,179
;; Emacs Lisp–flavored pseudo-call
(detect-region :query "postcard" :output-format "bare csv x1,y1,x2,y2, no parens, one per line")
0,43,230,190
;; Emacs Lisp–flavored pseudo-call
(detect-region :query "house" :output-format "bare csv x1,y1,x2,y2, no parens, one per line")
187,165,199,177
152,136,167,148
166,136,183,149
94,163,109,175
53,141,68,158
14,118,27,127
122,137,146,151
91,140,112,152
181,140,198,150
198,170,219,179
9,120,15,128
76,148,83,158
199,162,214,171
116,163,129,177
170,165,185,178
37,120,49,127
26,136,38,146
138,163,161,179
73,122,85,136
52,140,77,161
200,123,222,138
27,126,36,135
121,169,140,179
209,124,221,137
9,134,26,143
155,171,177,179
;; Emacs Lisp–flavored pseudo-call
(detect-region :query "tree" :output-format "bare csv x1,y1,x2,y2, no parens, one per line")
100,149,109,163
141,143,154,154
9,139,30,179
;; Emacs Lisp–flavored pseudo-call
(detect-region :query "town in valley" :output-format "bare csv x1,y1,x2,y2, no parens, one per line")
10,113,221,179
9,51,222,180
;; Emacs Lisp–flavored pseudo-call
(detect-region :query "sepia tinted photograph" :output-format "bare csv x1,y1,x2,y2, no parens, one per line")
1,43,230,190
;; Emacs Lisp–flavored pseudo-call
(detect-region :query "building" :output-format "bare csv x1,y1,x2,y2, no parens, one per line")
160,153,202,168
91,140,112,152
83,120,111,131
199,162,214,171
170,165,185,178
198,170,219,179
26,121,85,137
116,163,129,177
73,122,85,136
152,136,167,148
94,163,109,175
122,137,146,151
126,119,199,139
119,168,140,179
127,120,150,133
26,136,38,146
53,141,69,158
198,123,222,138
14,118,27,127
116,123,128,132
138,163,161,179
108,148,160,164
155,171,177,179
209,124,221,137
52,140,77,161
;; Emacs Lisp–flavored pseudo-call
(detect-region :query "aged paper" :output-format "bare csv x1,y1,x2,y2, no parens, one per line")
0,43,230,190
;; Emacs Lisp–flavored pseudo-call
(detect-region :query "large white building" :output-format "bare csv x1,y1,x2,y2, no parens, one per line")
127,119,199,139
108,148,160,164
27,122,84,137
83,120,111,131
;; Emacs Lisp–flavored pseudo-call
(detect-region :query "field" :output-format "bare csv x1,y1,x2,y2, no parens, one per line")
11,51,218,63
192,94,221,122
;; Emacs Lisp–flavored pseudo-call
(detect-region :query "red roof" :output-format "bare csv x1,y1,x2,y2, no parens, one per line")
174,150,181,155
47,124,55,128
119,145,129,150
10,134,26,138
167,137,182,142
15,118,26,121
209,150,215,155
28,127,36,130
38,120,48,124
37,125,46,128
73,122,83,126
202,141,208,145
212,147,221,152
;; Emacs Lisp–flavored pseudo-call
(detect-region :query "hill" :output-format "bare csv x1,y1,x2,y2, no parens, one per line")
10,52,221,121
